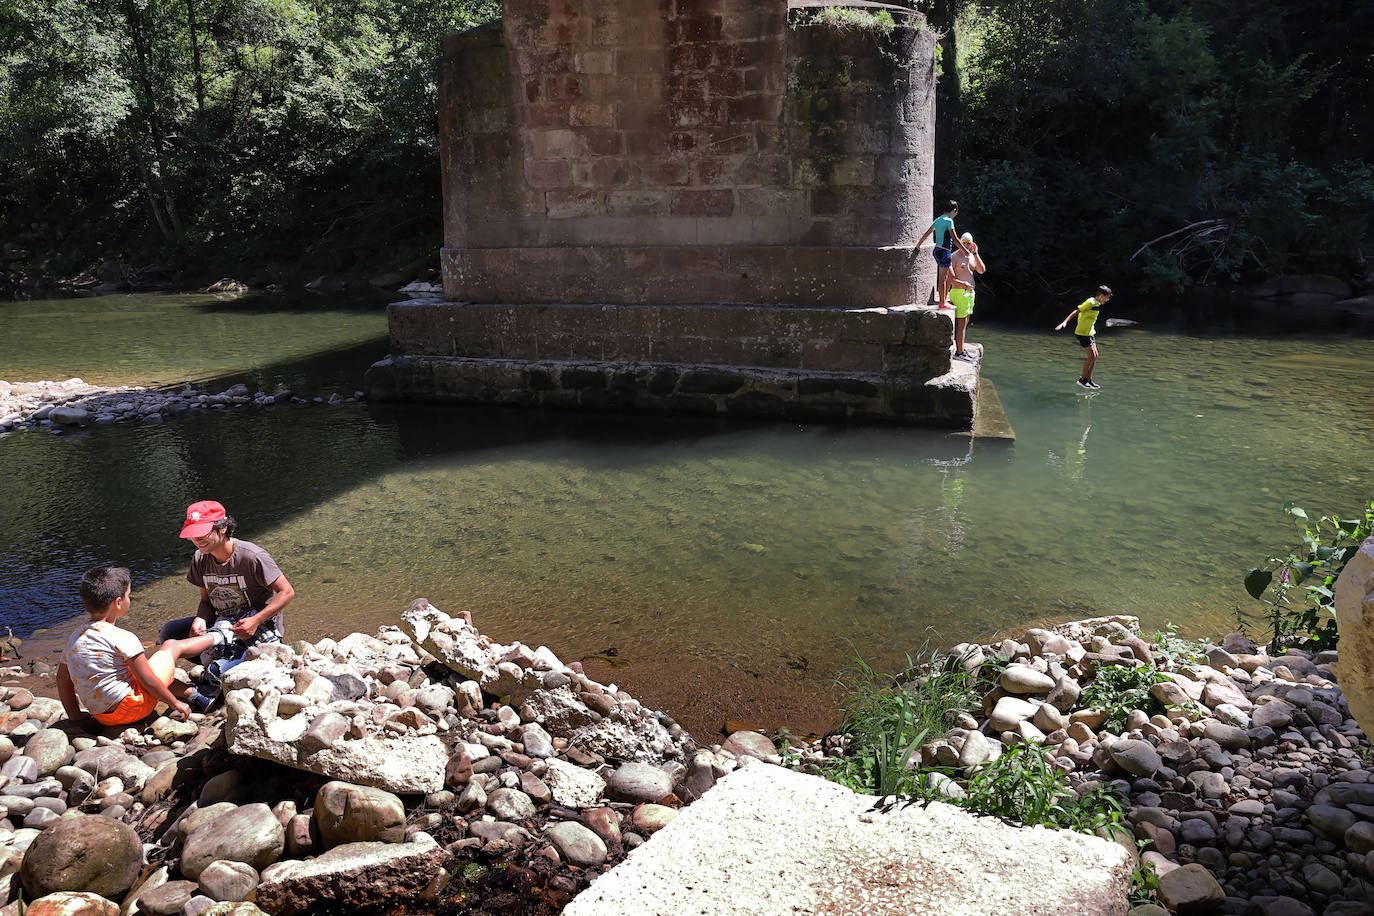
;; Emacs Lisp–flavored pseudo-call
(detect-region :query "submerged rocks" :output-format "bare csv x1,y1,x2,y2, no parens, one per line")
0,377,360,435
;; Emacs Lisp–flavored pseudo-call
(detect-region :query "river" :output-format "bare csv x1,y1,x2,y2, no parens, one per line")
1,292,1370,738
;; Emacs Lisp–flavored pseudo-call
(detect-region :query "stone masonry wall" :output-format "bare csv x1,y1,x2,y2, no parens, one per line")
365,300,974,426
388,301,951,374
440,0,936,306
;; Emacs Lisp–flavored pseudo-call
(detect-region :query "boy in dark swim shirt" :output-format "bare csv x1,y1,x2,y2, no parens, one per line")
915,200,972,310
1055,285,1112,389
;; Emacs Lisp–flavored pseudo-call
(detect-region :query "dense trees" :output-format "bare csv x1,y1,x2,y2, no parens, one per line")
939,0,1374,296
0,0,497,278
2,0,1369,295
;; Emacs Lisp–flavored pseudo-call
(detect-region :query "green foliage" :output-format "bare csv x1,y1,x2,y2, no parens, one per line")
941,0,1374,296
0,0,500,274
816,649,1123,840
772,728,804,769
1078,663,1169,732
948,742,1125,833
1129,852,1160,906
793,6,899,36
818,649,985,798
1242,499,1374,654
1149,623,1210,667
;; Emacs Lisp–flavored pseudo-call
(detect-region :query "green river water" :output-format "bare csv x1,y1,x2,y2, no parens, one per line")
1,292,1370,736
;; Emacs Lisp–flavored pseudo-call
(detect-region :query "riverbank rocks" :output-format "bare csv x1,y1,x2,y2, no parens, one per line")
783,615,1374,915
256,835,442,916
314,782,405,847
397,598,684,764
0,600,713,915
1157,863,1225,912
19,815,143,899
0,377,362,436
179,804,285,880
3,611,1371,915
543,821,607,868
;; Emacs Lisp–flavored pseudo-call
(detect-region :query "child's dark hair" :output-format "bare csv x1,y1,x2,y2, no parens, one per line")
1097,285,1113,297
81,566,131,613
943,199,958,212
213,515,237,538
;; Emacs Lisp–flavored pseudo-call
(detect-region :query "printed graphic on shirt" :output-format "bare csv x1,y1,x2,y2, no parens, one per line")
204,574,255,617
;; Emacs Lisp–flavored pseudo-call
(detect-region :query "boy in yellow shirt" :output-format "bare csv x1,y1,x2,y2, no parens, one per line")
1055,285,1112,389
57,566,192,725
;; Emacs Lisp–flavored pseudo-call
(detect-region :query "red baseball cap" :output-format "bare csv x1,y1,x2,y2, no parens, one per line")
180,500,226,539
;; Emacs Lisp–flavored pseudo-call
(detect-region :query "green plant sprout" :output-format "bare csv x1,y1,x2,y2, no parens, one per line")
1243,499,1373,654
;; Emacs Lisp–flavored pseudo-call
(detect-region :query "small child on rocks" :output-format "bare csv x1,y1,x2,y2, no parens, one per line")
57,566,192,725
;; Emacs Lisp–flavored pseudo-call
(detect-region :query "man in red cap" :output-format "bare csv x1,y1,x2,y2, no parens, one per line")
159,500,295,709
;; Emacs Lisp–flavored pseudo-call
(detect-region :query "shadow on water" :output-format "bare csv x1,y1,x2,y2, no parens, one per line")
168,335,392,395
1,345,986,640
184,290,392,316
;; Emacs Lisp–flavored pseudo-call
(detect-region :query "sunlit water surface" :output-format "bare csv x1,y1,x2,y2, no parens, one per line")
2,293,1370,736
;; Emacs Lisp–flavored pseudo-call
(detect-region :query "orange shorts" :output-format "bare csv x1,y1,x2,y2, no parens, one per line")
93,650,175,726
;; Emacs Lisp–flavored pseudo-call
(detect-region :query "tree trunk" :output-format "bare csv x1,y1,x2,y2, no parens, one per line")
132,141,176,243
931,0,963,181
122,0,185,242
185,0,207,133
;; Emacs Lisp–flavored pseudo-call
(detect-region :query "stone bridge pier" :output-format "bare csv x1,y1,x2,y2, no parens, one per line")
366,0,984,426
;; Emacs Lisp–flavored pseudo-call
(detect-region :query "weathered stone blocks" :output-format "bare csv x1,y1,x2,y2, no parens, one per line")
398,1,965,425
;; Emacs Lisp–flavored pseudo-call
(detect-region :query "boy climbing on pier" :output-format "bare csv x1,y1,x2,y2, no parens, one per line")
1055,285,1113,389
916,200,973,310
58,566,192,725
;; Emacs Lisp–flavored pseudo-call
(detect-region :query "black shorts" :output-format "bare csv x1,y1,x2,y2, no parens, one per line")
1076,334,1096,348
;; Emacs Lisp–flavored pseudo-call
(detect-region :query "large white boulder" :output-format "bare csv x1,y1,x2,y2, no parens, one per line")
1334,535,1374,737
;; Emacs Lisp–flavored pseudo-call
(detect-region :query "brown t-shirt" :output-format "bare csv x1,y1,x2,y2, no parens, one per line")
186,538,285,634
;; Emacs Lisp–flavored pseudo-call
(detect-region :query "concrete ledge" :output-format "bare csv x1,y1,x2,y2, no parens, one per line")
441,246,932,308
564,764,1131,916
364,354,975,426
388,300,953,376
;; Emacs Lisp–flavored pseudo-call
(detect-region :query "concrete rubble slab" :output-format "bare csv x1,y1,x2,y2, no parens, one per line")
564,763,1131,916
